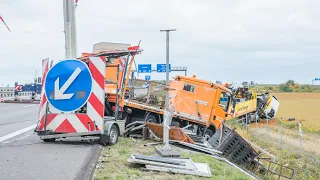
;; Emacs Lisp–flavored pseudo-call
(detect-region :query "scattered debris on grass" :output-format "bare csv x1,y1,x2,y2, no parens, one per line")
128,155,212,177
93,137,254,180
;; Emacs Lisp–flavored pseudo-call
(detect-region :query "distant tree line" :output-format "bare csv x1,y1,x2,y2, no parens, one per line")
252,80,318,93
279,80,317,92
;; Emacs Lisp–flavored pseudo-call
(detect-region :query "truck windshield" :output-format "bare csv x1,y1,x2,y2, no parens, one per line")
219,92,231,112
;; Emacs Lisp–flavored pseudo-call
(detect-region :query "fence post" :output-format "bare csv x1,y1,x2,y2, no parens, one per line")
280,117,283,149
266,112,269,143
255,112,258,134
246,113,248,134
299,121,303,158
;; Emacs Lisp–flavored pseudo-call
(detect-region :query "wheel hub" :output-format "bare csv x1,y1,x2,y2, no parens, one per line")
204,133,211,141
109,129,117,143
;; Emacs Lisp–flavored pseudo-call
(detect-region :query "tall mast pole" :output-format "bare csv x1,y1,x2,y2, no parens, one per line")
63,0,77,59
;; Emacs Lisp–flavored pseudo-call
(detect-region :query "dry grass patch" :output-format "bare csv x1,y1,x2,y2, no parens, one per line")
272,93,320,133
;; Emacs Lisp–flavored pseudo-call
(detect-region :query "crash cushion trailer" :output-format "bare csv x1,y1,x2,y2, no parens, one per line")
35,48,142,145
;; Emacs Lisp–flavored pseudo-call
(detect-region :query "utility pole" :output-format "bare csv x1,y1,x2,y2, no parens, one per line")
63,0,77,59
160,29,176,111
156,29,180,157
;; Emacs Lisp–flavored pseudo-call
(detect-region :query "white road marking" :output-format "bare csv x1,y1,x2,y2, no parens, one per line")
1,131,33,144
24,104,37,107
0,124,36,143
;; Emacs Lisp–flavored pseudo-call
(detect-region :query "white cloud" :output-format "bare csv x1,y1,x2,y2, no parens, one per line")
0,0,319,86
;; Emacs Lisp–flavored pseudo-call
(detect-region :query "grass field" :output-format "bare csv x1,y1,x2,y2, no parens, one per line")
272,93,320,132
94,137,252,180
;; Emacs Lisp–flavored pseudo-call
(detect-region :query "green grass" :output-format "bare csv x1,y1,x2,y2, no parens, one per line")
94,137,252,180
282,120,320,134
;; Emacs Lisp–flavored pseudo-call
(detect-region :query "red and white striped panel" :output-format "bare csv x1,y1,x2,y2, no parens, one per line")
37,58,49,121
37,57,106,133
118,57,126,71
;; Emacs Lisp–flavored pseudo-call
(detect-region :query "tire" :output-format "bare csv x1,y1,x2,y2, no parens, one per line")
108,125,119,145
146,114,158,123
204,129,214,142
43,138,55,142
170,121,179,127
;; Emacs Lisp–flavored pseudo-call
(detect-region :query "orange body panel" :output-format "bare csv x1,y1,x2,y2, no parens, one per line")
169,80,216,122
105,59,122,95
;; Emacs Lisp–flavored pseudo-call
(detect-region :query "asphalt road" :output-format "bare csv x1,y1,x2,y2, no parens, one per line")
0,103,102,180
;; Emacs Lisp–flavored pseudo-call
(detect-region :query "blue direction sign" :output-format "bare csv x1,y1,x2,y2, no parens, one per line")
45,60,93,112
138,64,152,73
157,64,171,73
315,78,319,81
145,75,151,81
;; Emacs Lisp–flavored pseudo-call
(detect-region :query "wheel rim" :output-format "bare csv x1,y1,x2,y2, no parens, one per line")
204,133,211,141
109,128,117,143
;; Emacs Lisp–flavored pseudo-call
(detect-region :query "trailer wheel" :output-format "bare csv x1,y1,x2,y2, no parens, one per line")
108,124,119,145
146,114,158,124
204,129,214,142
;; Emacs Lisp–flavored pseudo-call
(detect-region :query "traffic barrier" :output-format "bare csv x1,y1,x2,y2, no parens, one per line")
208,124,258,168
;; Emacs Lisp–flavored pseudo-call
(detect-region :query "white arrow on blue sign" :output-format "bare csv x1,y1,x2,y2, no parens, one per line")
45,60,93,112
145,75,151,81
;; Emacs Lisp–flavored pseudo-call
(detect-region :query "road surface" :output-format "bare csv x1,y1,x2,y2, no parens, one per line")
0,103,102,180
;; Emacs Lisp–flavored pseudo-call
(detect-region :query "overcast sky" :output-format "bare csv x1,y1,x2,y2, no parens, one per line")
1,0,319,86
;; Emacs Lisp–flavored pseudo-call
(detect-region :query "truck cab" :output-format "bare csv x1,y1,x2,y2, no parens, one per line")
168,75,234,141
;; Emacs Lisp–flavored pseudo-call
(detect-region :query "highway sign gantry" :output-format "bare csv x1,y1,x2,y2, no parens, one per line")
157,64,171,73
138,64,152,73
44,59,93,112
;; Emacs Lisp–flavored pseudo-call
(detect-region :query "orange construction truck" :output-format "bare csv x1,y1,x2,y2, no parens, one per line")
80,50,235,142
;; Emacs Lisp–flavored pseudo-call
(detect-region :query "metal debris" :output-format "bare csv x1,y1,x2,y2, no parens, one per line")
169,140,222,156
127,155,212,177
208,124,258,169
144,142,162,146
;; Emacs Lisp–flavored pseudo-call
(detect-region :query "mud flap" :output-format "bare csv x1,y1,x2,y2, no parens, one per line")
99,134,110,146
